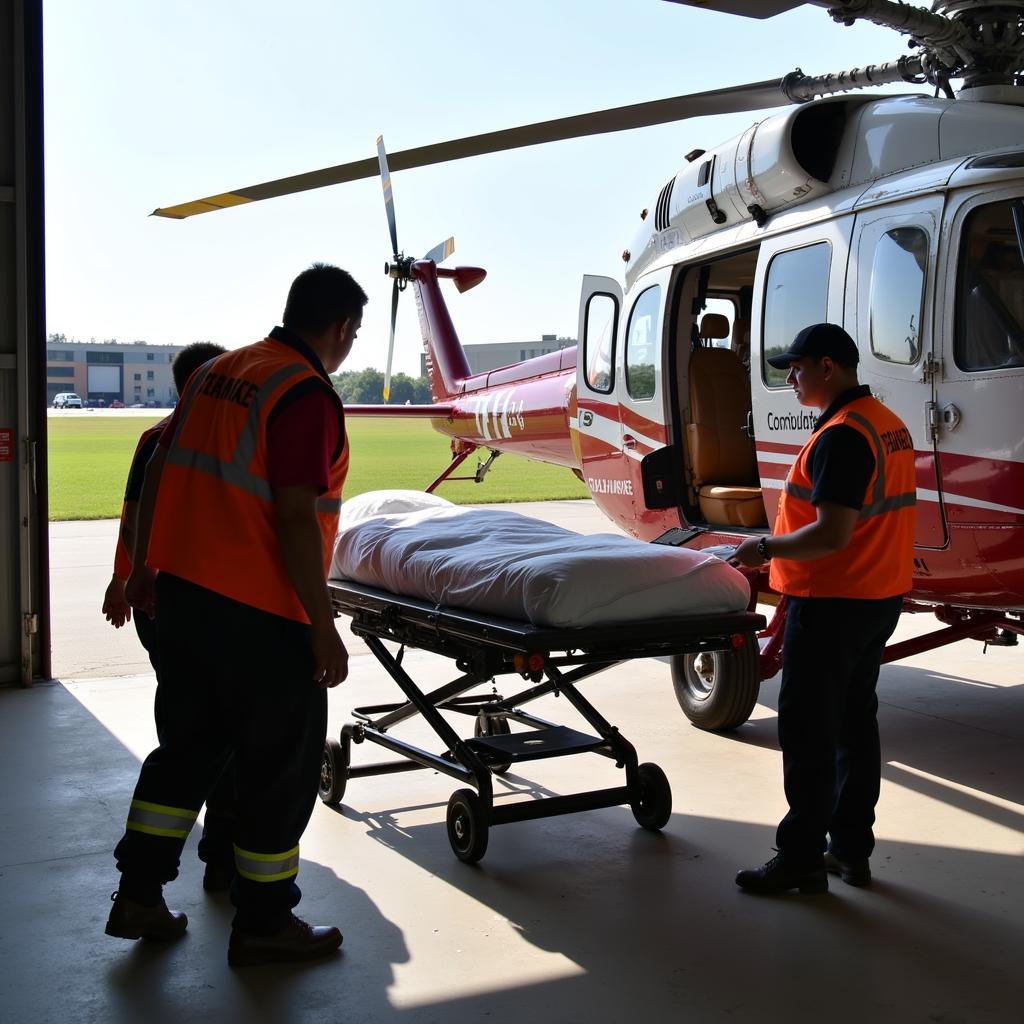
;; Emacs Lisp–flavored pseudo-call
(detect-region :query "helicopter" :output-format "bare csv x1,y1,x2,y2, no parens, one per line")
154,0,1024,731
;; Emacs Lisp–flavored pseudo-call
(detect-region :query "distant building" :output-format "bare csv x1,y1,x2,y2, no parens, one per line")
45,340,183,406
419,333,574,378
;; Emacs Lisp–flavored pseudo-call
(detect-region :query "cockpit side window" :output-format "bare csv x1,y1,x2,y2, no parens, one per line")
955,199,1024,372
761,242,831,387
869,227,928,366
625,285,661,401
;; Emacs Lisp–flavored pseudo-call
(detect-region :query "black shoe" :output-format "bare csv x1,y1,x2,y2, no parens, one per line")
228,914,343,968
105,891,188,941
202,863,235,893
824,850,871,887
735,852,828,895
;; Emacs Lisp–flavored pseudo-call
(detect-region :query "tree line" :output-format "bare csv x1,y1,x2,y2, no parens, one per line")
330,368,432,405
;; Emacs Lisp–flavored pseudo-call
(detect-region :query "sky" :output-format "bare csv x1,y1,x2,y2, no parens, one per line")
43,0,916,378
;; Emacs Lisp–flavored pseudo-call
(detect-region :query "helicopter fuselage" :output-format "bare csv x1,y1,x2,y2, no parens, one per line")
405,94,1024,613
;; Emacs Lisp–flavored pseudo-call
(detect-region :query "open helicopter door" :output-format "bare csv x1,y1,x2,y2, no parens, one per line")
575,275,632,526
750,215,855,524
848,194,947,550
613,268,677,533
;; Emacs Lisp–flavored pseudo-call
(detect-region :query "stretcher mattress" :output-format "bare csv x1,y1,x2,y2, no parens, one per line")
330,491,750,629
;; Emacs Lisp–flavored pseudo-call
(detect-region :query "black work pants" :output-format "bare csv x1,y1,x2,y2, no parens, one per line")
135,604,236,871
775,594,903,866
114,573,327,933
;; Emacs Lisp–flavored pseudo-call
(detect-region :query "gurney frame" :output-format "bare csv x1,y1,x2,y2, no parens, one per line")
322,581,766,863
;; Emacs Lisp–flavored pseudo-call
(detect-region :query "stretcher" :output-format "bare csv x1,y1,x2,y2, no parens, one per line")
321,579,766,863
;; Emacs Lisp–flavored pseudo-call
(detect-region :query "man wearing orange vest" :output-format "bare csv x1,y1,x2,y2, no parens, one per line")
732,323,915,895
101,341,237,891
106,264,366,967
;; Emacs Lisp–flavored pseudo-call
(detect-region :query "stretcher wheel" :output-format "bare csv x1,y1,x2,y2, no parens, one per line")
319,737,349,806
671,638,759,731
446,788,489,864
631,762,672,831
474,715,512,775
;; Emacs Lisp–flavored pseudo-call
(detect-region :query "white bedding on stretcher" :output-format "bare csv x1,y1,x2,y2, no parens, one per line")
330,491,750,628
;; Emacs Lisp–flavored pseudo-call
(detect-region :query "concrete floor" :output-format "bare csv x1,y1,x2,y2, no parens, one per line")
2,504,1021,1023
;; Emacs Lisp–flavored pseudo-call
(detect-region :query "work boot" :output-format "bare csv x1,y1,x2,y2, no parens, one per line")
824,850,871,887
735,852,828,895
228,914,343,968
202,862,235,893
105,891,188,941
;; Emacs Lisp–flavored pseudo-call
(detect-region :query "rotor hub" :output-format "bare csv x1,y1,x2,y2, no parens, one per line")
931,1,1024,87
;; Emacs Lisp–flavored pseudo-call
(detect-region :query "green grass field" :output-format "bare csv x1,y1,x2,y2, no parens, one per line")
47,416,589,521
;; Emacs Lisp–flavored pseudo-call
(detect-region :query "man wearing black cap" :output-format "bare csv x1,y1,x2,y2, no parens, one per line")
732,323,916,895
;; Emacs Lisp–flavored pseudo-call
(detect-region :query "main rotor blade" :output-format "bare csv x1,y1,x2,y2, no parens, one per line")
152,77,795,219
377,135,399,257
383,278,399,402
662,1,818,15
423,237,455,265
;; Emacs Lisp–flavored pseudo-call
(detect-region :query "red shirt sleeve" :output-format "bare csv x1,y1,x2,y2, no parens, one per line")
267,387,341,494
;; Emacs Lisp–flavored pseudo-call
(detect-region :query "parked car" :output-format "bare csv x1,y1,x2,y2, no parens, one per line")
129,402,145,408
52,393,82,409
109,400,125,409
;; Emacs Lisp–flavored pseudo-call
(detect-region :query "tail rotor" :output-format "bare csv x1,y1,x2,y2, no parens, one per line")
376,135,454,402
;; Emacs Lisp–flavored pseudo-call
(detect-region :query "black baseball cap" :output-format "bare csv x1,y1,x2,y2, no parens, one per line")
766,323,859,369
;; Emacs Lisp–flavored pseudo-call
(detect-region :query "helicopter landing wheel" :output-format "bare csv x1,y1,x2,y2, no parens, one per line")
671,637,759,731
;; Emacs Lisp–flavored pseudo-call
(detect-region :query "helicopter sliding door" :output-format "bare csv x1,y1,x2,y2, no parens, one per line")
848,195,947,550
750,215,854,525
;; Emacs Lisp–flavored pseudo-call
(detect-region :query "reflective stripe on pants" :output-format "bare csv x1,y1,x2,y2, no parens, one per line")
234,844,301,883
126,799,199,840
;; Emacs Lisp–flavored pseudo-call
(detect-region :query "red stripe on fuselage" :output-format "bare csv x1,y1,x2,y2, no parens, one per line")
938,450,1024,511
619,406,668,441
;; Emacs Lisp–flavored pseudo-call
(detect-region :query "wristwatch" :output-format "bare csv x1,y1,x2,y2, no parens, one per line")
756,536,771,561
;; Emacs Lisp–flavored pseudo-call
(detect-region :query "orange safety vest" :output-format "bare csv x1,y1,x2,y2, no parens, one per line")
147,337,348,622
768,394,916,600
113,419,169,579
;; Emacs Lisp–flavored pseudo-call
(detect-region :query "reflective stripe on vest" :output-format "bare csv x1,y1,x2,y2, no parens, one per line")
234,844,300,883
162,362,307,500
769,395,916,599
126,799,199,840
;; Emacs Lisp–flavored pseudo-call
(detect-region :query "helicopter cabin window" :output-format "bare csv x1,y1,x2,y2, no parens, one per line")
869,227,927,365
761,242,831,387
584,292,617,394
625,285,661,401
956,199,1024,372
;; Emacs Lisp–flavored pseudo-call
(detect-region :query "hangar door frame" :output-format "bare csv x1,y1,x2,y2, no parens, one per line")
1,0,48,684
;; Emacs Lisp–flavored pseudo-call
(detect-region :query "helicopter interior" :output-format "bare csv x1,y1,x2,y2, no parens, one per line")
669,245,768,530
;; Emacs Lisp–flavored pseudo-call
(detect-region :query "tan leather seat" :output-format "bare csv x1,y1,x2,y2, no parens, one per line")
686,342,767,528
698,312,731,344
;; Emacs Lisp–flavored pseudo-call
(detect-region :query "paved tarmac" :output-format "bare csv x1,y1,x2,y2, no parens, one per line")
4,501,1020,1023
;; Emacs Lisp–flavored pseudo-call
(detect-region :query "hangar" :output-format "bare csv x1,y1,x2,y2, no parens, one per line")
1,2,1021,1021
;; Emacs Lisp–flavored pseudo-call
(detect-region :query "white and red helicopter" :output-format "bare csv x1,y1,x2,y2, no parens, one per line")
155,0,1024,730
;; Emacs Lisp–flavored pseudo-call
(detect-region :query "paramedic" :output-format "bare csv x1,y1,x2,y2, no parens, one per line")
106,263,367,967
101,341,237,891
731,323,915,895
